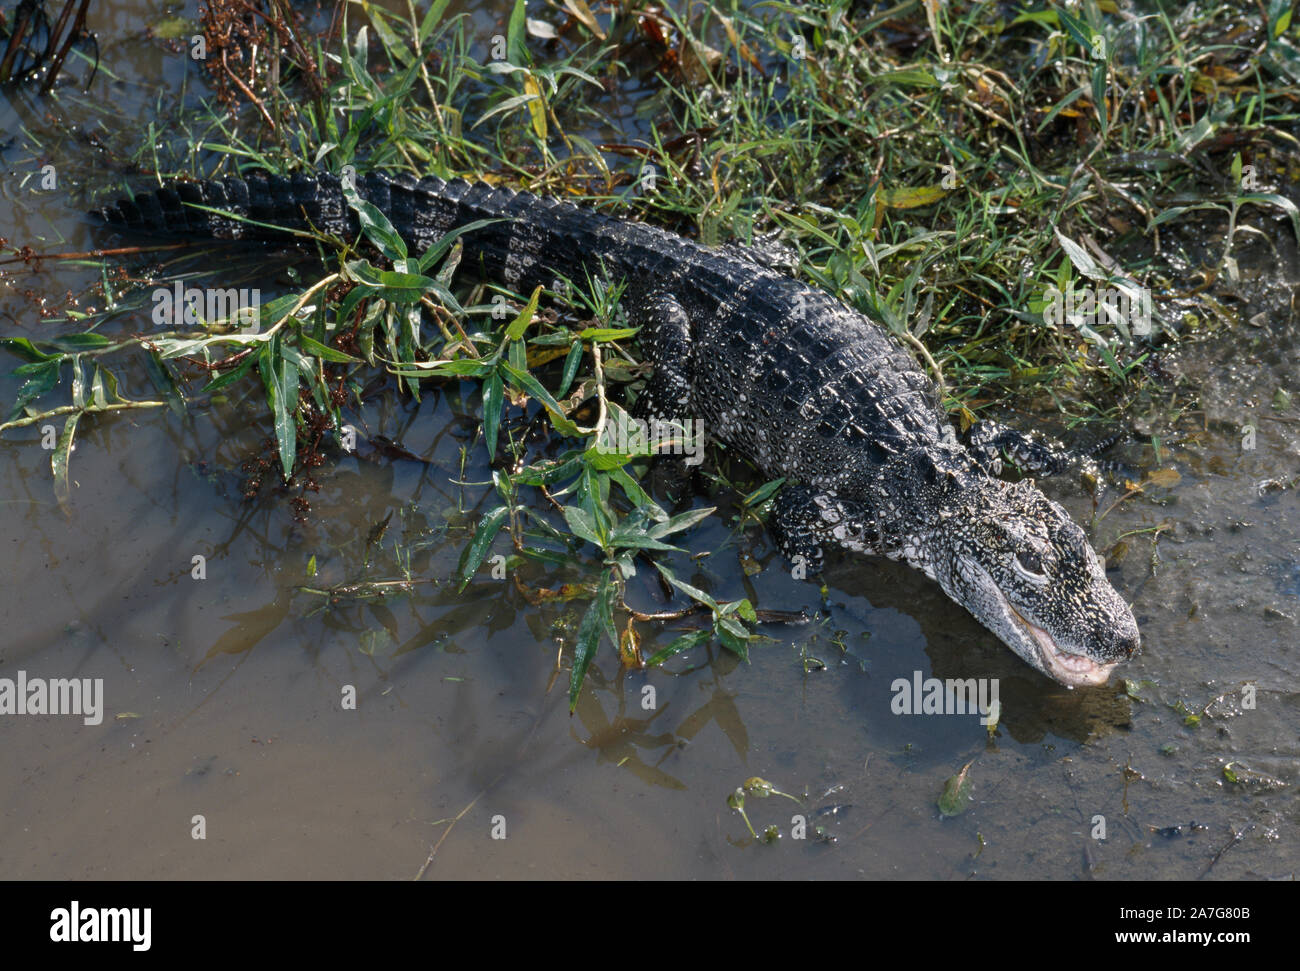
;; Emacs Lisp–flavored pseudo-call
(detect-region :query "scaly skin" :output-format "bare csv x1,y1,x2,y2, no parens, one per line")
95,170,1141,685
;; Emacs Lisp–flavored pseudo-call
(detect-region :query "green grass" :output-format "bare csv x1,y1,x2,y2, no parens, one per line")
4,0,1300,702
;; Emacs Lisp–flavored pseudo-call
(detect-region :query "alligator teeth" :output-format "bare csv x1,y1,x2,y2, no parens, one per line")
1008,603,1116,688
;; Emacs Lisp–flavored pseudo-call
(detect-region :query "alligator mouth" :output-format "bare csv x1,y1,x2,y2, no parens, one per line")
1007,604,1117,688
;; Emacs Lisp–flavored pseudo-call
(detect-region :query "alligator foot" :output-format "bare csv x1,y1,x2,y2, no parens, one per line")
1081,431,1135,482
770,486,827,575
643,454,695,505
770,485,881,577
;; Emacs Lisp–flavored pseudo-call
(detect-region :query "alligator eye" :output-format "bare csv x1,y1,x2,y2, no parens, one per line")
1016,549,1044,576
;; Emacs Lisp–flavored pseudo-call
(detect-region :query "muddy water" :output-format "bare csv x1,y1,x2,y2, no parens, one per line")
1,1,1297,880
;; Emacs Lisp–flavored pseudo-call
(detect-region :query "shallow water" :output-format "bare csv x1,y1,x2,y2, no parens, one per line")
1,0,1297,880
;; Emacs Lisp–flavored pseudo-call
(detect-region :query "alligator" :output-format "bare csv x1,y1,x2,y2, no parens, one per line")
95,170,1141,687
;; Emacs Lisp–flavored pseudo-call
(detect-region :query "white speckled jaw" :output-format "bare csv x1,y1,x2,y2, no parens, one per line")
1003,599,1119,688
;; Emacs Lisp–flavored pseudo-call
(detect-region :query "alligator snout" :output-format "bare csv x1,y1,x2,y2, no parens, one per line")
1114,631,1140,660
1095,617,1140,662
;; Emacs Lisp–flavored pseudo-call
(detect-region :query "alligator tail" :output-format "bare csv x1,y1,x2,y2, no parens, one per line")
95,170,638,292
94,171,357,241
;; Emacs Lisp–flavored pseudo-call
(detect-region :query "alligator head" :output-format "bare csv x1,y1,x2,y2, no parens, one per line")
926,478,1140,687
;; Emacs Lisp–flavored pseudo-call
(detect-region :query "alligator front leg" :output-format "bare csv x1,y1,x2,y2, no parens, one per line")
965,420,1127,482
770,485,878,576
631,291,695,423
965,420,1072,477
631,292,698,499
